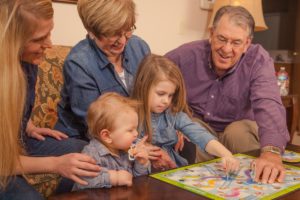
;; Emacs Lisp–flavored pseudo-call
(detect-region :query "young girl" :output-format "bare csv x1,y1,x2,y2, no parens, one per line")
132,54,239,172
73,92,150,190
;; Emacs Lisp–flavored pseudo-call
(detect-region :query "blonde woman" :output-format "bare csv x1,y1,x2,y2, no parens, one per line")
0,1,100,199
55,0,151,140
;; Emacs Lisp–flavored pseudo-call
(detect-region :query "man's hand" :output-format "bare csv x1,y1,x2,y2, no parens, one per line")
253,152,285,184
26,120,68,141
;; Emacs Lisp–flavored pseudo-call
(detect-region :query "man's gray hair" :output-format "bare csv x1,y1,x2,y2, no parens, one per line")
212,5,255,38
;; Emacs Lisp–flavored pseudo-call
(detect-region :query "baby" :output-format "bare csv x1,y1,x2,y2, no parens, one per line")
73,92,149,190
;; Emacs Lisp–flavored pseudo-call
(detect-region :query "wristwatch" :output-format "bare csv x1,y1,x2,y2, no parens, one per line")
261,146,282,155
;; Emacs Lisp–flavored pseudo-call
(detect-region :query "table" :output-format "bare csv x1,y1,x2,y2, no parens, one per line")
49,144,300,200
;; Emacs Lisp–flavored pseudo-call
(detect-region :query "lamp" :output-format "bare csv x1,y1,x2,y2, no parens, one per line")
208,0,268,31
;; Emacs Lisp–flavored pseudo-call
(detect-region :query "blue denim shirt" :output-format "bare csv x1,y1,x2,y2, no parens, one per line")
140,109,216,167
21,62,38,143
55,35,150,138
73,139,149,190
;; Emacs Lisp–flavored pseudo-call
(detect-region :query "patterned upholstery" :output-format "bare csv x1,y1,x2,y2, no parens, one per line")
27,45,71,198
31,45,70,128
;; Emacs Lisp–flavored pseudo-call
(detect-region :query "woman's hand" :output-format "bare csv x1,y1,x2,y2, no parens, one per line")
54,153,101,185
151,149,176,170
144,143,176,170
26,120,68,141
144,142,162,160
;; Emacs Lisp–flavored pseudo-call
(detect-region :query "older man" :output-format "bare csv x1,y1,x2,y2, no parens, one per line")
166,5,289,184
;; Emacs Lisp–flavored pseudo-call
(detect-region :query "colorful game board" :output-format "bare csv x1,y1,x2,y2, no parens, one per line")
150,154,300,200
282,150,300,163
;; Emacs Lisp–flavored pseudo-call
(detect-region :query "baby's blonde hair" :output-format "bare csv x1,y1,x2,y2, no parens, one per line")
87,92,139,139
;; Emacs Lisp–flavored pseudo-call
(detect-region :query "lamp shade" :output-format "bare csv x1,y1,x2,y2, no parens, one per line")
208,0,268,31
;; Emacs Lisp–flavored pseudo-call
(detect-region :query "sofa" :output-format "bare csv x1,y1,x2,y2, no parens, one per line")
26,45,71,198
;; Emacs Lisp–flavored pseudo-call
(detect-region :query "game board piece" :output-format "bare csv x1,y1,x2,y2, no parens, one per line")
128,145,136,161
250,162,256,182
282,150,300,163
128,138,141,161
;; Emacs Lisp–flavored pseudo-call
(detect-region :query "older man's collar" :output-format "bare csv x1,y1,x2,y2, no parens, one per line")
208,52,245,79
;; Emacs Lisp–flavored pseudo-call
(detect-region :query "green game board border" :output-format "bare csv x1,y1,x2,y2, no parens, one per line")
150,154,300,200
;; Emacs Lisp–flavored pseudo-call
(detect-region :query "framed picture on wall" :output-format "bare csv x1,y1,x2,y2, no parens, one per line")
52,0,77,4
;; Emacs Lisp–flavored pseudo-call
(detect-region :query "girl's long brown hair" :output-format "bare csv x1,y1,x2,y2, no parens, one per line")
132,54,191,142
0,0,53,189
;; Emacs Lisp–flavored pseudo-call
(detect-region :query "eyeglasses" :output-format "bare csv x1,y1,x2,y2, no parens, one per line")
214,34,245,49
104,25,136,44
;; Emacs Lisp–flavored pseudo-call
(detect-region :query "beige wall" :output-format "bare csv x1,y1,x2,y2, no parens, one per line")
52,0,211,54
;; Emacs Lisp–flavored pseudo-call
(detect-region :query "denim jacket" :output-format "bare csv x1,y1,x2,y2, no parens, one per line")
21,62,37,145
140,109,216,167
55,35,150,138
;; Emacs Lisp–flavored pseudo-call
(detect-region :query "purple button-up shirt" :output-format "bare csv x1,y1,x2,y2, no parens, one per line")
166,40,289,151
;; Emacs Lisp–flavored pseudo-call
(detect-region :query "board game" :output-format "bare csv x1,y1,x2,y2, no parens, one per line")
282,150,300,163
150,154,300,200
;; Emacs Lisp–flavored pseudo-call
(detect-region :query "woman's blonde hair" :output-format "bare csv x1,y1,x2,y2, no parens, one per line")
87,92,139,139
0,0,53,189
77,0,136,37
132,54,191,142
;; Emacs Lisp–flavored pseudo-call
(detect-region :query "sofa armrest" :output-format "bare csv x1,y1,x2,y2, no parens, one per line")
31,45,71,128
28,45,71,197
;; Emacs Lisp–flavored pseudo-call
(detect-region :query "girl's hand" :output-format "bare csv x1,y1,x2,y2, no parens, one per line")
55,153,101,185
221,156,240,173
174,131,191,152
174,131,185,152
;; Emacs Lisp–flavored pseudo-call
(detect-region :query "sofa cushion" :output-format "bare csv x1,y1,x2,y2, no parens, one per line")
28,45,71,198
31,45,71,129
26,173,61,198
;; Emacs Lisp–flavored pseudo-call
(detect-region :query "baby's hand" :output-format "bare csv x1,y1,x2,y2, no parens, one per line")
117,170,133,186
221,156,240,173
133,136,150,166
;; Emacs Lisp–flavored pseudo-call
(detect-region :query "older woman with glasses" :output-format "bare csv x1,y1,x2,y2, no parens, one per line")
54,0,150,139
